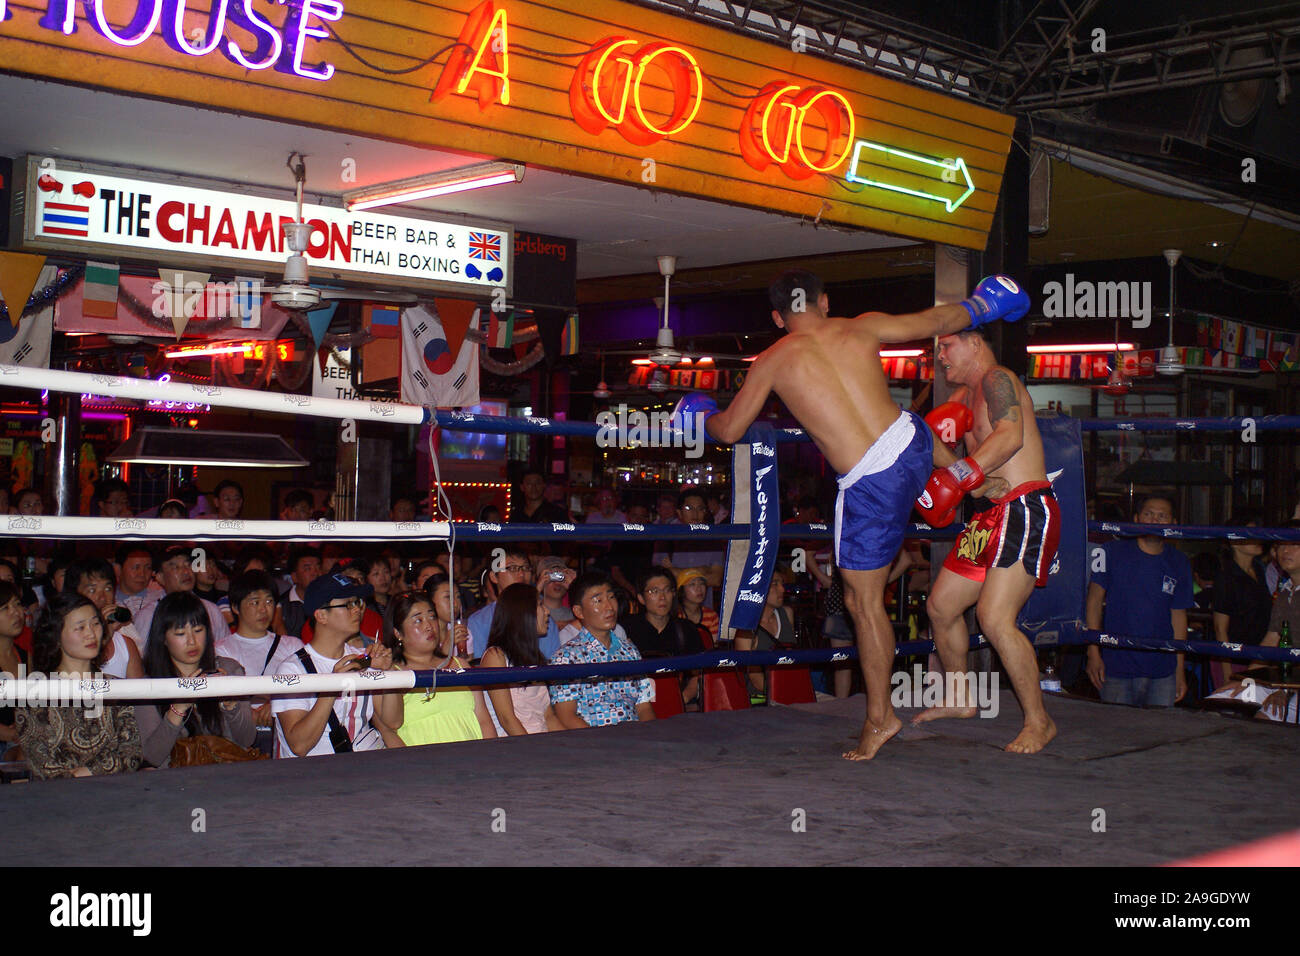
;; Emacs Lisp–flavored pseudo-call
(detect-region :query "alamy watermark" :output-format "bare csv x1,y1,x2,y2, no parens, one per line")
1041,274,1152,327
0,666,106,718
596,404,705,459
890,665,1000,718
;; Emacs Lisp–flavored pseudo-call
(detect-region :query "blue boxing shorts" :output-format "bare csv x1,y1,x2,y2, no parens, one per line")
834,410,933,571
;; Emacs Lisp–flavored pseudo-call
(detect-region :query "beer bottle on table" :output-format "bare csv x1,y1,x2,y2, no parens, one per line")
1280,621,1292,682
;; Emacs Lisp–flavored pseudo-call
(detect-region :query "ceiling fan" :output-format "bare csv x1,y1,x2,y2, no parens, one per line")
269,153,418,312
604,255,753,369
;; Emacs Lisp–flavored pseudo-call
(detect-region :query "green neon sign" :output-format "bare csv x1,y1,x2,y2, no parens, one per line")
845,140,975,213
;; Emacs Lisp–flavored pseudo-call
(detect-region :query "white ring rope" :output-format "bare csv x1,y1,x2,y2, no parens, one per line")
0,670,418,704
1,364,428,426
0,514,452,541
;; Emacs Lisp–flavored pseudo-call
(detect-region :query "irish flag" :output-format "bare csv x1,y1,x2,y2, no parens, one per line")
83,261,120,319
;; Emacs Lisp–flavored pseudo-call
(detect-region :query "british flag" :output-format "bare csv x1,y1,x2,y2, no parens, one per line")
467,231,502,262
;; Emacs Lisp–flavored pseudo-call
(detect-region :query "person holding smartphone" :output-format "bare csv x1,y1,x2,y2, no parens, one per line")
137,591,256,768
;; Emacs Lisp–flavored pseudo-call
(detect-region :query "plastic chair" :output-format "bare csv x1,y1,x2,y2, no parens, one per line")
651,675,684,719
766,665,816,705
702,670,750,711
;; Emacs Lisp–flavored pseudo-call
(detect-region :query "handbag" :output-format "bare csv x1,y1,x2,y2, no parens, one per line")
170,734,268,767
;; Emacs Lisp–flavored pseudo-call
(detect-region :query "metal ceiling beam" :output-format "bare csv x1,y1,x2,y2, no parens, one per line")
638,0,1300,114
1017,17,1300,109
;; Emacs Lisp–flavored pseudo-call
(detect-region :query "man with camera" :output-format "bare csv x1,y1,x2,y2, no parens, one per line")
272,571,401,757
465,548,567,660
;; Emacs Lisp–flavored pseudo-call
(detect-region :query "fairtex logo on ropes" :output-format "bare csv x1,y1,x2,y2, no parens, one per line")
753,443,775,456
283,394,311,407
177,676,208,692
215,519,245,532
477,522,501,532
308,519,336,533
551,523,575,532
395,522,421,532
7,516,40,531
623,523,645,532
738,590,764,603
115,518,146,532
369,403,396,417
1099,635,1118,646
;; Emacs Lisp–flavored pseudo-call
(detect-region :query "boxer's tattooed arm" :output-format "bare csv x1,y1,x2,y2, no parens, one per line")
982,369,1020,424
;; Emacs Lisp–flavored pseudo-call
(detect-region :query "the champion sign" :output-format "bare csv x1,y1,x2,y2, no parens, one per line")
22,159,511,294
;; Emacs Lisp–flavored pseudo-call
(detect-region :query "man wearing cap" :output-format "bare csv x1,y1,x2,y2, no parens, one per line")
272,571,401,757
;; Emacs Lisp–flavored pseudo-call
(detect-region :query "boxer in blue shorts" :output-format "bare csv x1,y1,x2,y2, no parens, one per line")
674,270,1029,760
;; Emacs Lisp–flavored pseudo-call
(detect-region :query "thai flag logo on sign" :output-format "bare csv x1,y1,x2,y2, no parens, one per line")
41,201,91,238
467,232,501,262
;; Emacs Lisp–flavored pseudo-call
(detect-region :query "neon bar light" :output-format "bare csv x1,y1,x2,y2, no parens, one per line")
845,141,975,213
1027,343,1136,354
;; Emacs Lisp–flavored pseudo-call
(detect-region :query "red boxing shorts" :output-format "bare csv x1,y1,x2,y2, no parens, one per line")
943,480,1060,586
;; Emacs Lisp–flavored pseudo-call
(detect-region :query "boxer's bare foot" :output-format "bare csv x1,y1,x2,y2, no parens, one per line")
910,704,978,725
842,714,903,761
1005,716,1056,754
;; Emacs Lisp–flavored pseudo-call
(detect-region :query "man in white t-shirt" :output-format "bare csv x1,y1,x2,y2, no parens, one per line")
216,569,304,735
134,546,231,648
272,572,401,758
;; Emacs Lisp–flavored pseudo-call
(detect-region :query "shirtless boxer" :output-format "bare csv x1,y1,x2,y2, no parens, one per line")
673,270,1029,760
912,327,1059,753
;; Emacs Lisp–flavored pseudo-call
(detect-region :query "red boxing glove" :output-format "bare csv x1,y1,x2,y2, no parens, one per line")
925,401,974,448
915,458,985,527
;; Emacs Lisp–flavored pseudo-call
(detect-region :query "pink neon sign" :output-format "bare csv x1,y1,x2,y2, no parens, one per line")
29,0,341,81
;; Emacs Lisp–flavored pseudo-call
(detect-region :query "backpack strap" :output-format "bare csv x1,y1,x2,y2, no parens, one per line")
294,648,352,753
261,634,283,675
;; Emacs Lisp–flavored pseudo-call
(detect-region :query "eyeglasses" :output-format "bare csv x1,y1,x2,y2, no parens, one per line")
323,597,364,611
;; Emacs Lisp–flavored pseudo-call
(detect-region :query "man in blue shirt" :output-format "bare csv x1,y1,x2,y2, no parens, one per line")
466,547,561,660
1086,495,1193,707
549,571,656,729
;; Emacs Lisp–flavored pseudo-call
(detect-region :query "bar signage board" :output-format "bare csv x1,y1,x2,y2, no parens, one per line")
18,157,512,295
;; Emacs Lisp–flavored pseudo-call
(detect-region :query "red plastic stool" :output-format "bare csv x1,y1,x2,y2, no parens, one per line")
702,670,751,711
766,665,816,705
651,675,685,719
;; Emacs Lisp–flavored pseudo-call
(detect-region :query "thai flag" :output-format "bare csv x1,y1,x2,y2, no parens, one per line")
467,231,502,262
42,202,90,237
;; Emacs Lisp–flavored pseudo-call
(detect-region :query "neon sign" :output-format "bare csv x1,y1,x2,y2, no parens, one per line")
570,38,703,146
845,141,975,213
739,82,856,180
33,0,340,80
432,0,510,108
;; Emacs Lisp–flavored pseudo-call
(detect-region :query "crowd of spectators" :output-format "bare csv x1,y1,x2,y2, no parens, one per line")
2,469,1297,779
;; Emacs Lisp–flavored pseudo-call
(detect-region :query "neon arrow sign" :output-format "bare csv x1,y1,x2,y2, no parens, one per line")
845,140,975,213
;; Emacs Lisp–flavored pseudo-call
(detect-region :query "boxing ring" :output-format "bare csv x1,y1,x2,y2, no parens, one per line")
2,365,1298,866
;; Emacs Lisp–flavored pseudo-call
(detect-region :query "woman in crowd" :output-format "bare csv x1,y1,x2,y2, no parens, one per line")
675,567,719,644
479,583,560,734
158,499,188,520
136,591,255,768
733,570,795,699
16,593,142,778
353,556,395,616
0,581,28,759
64,558,145,677
381,581,496,745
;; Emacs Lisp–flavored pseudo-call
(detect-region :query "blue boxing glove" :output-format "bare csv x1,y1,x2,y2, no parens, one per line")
671,392,719,440
961,275,1030,328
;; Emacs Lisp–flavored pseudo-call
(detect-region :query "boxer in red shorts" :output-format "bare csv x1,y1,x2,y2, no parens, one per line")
913,327,1059,753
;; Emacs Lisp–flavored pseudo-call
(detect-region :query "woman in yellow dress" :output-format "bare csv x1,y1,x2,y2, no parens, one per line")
381,578,496,746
